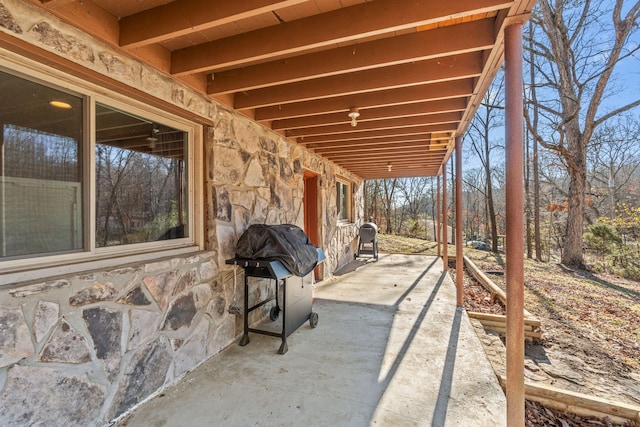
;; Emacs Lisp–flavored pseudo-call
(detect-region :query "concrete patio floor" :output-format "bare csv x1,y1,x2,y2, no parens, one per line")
116,253,506,426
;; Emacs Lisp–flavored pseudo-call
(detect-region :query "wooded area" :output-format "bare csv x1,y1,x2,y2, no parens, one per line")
364,0,640,279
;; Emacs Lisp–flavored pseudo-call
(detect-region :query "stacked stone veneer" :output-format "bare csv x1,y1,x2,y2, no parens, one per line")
0,2,364,425
210,110,363,275
0,256,238,425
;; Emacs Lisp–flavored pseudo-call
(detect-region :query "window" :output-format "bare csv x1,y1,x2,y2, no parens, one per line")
1,72,84,259
0,67,197,271
336,180,351,222
95,104,188,247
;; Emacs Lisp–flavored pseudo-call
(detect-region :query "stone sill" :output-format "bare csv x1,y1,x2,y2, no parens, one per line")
1,245,203,292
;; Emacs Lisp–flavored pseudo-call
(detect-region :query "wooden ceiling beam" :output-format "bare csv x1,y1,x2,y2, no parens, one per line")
325,149,445,160
313,141,431,155
310,135,446,152
313,141,447,156
285,112,462,138
254,79,474,121
334,155,442,169
348,162,442,170
36,0,120,46
340,165,443,173
348,168,441,179
309,135,431,151
355,172,438,179
335,164,442,173
171,0,512,75
324,151,442,162
39,0,76,8
338,164,443,173
207,19,495,95
119,0,306,48
344,156,442,169
234,52,483,109
355,165,440,169
271,98,467,130
297,123,458,145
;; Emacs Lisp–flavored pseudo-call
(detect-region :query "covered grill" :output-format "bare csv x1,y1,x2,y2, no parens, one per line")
226,224,325,354
356,222,379,260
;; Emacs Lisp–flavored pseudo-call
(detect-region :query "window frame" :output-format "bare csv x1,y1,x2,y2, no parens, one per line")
336,178,353,223
0,55,203,284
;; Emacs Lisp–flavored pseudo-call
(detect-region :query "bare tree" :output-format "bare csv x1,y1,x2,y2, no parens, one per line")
586,116,640,220
463,167,488,241
525,20,544,261
382,179,398,234
525,0,640,267
464,71,505,252
396,177,430,237
363,179,381,223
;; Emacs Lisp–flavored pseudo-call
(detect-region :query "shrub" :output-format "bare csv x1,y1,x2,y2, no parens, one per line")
583,223,621,255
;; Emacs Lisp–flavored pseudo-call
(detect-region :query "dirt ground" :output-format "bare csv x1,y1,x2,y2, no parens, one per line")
465,252,640,405
450,254,640,427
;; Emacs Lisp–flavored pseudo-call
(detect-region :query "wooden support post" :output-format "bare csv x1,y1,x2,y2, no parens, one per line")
442,166,448,270
437,175,442,257
505,21,525,427
455,136,464,307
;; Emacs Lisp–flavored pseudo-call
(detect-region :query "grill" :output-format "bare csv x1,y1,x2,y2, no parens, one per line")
225,224,325,354
356,222,379,260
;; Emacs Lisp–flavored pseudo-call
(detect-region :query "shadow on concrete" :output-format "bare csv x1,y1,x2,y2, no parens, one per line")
116,254,505,427
333,258,371,276
393,256,440,306
433,306,462,426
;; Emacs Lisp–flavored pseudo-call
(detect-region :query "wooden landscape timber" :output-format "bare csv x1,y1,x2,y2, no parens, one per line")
497,375,640,424
467,311,542,340
449,253,542,339
461,255,536,317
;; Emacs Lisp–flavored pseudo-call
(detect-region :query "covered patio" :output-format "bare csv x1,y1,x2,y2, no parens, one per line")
117,253,506,426
0,0,536,425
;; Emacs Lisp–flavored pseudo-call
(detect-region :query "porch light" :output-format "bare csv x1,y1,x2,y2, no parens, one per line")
49,100,72,109
387,162,392,172
348,107,360,127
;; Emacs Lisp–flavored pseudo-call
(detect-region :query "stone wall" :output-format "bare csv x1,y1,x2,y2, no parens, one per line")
209,108,363,275
0,2,364,425
0,253,238,425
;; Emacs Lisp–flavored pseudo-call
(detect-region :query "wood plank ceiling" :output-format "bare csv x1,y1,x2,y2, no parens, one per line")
32,0,536,179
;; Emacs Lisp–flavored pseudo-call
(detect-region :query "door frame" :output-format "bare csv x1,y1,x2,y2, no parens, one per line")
303,171,322,280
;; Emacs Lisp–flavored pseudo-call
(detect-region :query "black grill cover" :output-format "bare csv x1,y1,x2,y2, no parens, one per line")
235,224,318,277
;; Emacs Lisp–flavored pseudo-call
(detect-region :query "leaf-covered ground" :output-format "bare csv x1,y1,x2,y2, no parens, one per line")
466,250,640,382
376,233,640,425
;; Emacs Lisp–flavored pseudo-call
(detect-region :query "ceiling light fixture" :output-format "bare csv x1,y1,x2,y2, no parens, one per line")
348,107,360,127
146,125,160,147
49,100,72,109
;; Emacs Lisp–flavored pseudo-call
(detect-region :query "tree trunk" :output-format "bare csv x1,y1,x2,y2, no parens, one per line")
525,128,533,259
382,178,397,234
562,134,587,266
526,19,544,261
533,134,542,261
484,149,499,252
